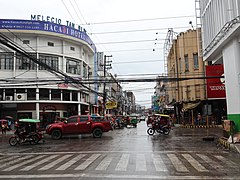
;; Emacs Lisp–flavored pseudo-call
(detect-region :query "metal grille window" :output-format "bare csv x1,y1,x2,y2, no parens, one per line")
16,53,37,70
0,52,14,70
193,53,199,69
39,55,59,70
66,58,81,75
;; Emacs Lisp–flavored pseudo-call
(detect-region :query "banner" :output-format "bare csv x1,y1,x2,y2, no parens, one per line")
206,65,226,99
0,19,96,51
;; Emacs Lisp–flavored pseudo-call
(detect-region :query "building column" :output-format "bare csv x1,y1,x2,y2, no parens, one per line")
78,91,81,115
36,102,39,119
223,39,240,132
36,88,40,119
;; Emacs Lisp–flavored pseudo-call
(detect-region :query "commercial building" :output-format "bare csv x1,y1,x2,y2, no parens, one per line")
199,0,240,132
0,18,97,124
166,29,206,124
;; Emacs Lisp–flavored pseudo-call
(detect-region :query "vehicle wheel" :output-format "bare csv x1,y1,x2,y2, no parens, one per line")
147,128,155,135
133,124,137,128
163,128,170,135
51,129,62,140
9,137,18,146
30,135,39,145
93,128,103,138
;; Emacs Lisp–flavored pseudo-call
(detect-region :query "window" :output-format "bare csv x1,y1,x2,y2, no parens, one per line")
193,53,199,69
83,63,87,78
48,42,54,46
63,90,70,101
66,58,81,75
16,53,37,70
80,116,88,122
70,47,75,51
195,84,200,99
51,89,61,100
179,58,182,73
39,55,59,70
0,52,14,70
67,117,77,123
184,55,189,72
0,89,3,101
72,91,78,101
27,89,36,100
23,40,30,44
39,89,49,100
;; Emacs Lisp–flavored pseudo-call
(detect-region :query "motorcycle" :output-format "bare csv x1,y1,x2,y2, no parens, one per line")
9,131,40,146
9,118,45,146
147,114,171,135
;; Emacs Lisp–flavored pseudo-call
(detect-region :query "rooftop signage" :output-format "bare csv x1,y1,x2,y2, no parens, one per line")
0,18,96,51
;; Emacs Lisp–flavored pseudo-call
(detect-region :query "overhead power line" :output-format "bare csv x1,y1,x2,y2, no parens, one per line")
83,15,195,25
90,26,192,35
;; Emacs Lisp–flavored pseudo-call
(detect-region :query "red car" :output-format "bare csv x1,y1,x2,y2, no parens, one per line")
46,115,113,139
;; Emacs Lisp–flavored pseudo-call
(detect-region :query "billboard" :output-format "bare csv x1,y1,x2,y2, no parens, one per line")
0,19,96,51
206,65,226,99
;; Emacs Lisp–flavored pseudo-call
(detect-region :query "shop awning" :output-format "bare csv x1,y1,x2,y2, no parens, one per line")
183,102,201,112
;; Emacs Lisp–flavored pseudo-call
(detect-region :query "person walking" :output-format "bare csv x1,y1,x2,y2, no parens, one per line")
195,113,202,125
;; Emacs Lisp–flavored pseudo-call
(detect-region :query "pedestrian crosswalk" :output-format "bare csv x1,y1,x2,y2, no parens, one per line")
0,152,239,173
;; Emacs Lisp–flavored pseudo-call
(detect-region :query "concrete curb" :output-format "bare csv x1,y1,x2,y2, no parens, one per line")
181,125,221,128
217,137,240,153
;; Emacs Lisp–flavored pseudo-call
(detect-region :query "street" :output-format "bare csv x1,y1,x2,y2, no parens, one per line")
0,122,240,180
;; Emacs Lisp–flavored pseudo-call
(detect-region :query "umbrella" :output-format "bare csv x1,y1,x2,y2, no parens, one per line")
5,116,13,119
19,119,40,123
0,119,7,123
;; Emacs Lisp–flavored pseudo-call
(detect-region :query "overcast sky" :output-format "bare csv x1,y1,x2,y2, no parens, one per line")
0,0,196,108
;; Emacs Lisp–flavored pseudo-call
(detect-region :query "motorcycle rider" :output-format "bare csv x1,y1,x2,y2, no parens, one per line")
159,116,169,131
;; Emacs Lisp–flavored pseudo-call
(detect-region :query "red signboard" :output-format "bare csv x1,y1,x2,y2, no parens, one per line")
206,65,226,99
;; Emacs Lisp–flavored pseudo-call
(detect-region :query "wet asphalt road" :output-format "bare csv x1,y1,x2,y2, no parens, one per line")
0,121,240,180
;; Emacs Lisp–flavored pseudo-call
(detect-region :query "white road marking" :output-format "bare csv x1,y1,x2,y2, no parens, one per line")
167,154,189,172
0,174,238,179
3,155,46,171
115,154,129,171
56,154,86,170
152,154,168,172
74,154,101,170
136,154,147,171
196,154,225,171
38,154,72,171
95,155,112,170
182,154,208,172
0,155,33,169
20,155,59,171
0,156,19,163
214,155,239,169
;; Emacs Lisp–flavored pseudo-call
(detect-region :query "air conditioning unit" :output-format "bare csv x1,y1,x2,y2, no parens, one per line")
5,96,13,101
16,93,26,101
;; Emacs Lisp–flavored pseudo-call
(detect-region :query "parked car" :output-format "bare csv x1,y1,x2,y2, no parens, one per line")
45,115,113,139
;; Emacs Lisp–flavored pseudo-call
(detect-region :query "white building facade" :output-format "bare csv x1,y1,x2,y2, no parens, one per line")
199,0,240,132
0,19,97,125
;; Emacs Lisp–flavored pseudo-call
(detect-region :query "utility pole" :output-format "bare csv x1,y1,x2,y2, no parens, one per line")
103,55,112,116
